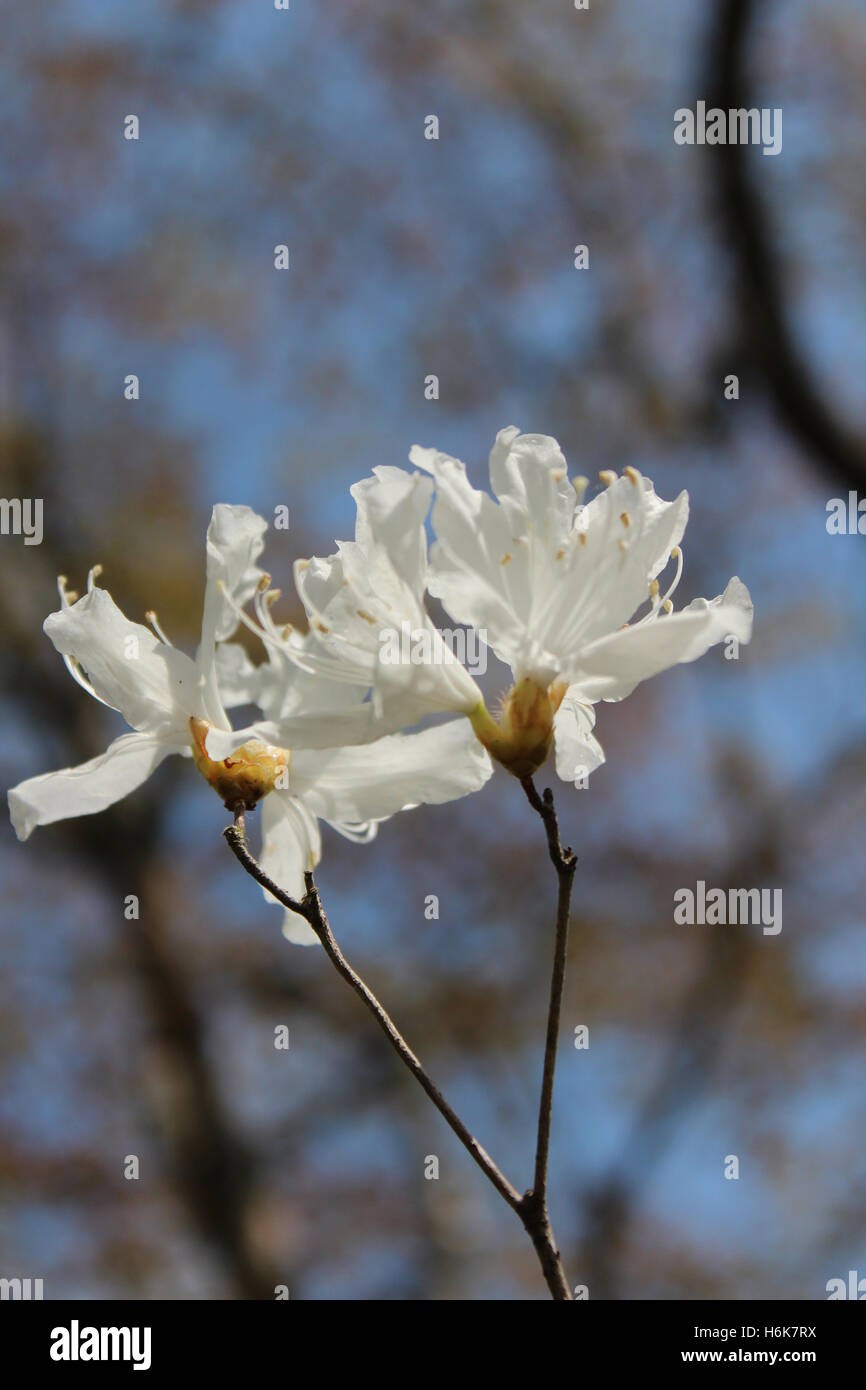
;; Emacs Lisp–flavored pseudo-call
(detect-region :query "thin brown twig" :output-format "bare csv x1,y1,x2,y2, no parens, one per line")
223,799,577,1300
519,776,577,1301
223,814,522,1213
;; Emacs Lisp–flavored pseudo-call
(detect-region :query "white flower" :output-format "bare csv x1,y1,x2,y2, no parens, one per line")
8,506,285,839
216,630,493,944
408,427,754,780
9,498,493,941
283,466,486,734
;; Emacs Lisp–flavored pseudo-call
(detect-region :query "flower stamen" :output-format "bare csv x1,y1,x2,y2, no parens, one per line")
146,610,174,646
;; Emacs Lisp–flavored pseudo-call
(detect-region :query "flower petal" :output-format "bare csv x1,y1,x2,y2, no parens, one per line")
260,792,322,945
409,442,532,667
553,693,606,783
213,641,268,710
557,473,689,652
8,732,179,840
194,719,286,761
198,505,269,725
294,477,482,722
44,588,200,734
487,427,576,537
351,466,433,593
201,504,269,645
289,718,493,825
571,577,754,702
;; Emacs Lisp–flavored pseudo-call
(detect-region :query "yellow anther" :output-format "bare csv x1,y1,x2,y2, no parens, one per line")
573,476,589,500
624,466,640,485
662,598,673,613
598,469,617,487
501,552,513,566
649,578,660,597
256,573,272,592
620,512,631,527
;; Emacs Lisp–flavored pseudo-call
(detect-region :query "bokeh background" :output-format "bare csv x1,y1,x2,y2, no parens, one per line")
1,0,865,1300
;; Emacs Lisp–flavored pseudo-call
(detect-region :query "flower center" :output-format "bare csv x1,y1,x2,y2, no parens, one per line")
189,717,290,811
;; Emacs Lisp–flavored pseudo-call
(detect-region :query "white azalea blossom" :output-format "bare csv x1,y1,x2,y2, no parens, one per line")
9,501,493,946
8,506,289,840
403,427,754,780
216,631,493,943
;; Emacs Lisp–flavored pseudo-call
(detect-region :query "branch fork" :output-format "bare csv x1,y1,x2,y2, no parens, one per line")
224,778,577,1301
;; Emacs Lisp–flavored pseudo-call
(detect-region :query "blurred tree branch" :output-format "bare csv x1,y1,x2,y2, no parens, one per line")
710,0,866,492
